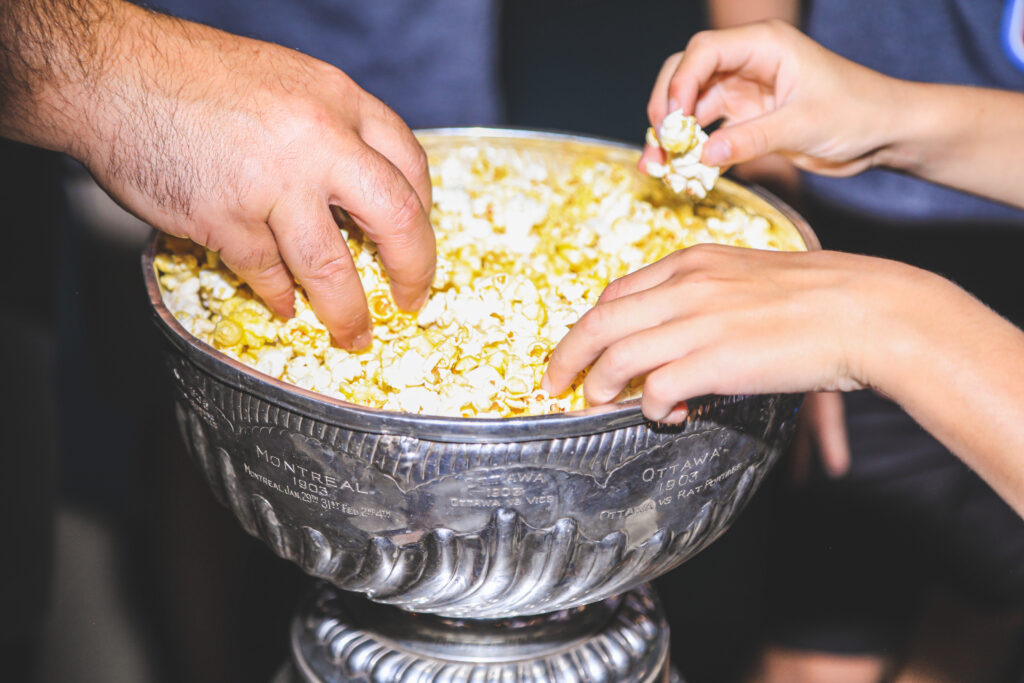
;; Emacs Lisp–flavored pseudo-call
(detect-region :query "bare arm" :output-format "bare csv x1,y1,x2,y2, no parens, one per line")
706,0,800,28
0,0,436,348
544,246,1024,517
879,83,1024,211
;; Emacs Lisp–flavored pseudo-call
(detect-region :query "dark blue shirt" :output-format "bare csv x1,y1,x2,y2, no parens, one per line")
804,0,1024,222
150,0,502,128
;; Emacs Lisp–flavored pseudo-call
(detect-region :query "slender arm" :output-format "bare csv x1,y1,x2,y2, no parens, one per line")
867,271,1024,516
878,83,1024,211
705,0,800,28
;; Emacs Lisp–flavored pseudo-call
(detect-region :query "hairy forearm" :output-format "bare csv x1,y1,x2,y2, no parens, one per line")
877,83,1024,210
706,0,800,28
866,275,1024,516
0,0,259,216
0,0,125,153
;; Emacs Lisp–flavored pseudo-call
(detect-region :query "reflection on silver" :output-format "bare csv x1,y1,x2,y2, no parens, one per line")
146,128,815,679
277,583,670,683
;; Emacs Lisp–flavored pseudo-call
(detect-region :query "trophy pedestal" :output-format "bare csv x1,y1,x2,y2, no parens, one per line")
274,582,682,683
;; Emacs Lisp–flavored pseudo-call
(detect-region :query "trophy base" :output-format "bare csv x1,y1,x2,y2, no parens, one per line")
276,582,680,683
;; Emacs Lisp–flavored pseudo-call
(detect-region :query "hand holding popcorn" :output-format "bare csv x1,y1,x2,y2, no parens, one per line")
644,110,720,198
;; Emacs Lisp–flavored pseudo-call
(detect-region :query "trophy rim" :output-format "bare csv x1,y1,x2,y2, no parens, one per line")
142,126,817,443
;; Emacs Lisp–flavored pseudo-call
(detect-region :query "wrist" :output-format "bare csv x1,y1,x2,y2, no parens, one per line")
870,80,943,175
838,259,935,398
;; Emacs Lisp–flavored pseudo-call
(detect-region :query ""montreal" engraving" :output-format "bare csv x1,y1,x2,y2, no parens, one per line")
254,446,371,495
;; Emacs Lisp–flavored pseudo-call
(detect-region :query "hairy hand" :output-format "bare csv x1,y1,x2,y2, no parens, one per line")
542,245,945,423
2,0,434,349
640,21,901,177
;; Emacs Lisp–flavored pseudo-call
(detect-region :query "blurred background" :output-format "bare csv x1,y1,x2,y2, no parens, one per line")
3,1,1021,681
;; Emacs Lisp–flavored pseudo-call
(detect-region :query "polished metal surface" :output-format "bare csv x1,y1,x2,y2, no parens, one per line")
282,582,670,683
146,126,815,618
144,128,813,619
147,128,814,682
146,132,815,679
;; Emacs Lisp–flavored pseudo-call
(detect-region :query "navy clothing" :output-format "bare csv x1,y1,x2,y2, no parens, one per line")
149,0,502,128
765,0,1024,660
803,0,1024,222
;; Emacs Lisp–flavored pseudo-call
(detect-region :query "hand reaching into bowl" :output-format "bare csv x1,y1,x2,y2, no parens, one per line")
543,245,1024,516
0,0,435,350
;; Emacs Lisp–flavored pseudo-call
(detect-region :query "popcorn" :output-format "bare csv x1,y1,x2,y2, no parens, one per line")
155,139,803,417
646,110,720,199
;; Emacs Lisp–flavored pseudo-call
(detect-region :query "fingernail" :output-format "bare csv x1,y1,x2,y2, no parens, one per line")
703,139,731,166
663,403,689,424
668,98,679,113
540,373,551,393
353,332,372,350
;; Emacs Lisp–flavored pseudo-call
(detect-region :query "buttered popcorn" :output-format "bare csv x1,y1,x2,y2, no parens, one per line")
156,140,803,417
645,110,720,199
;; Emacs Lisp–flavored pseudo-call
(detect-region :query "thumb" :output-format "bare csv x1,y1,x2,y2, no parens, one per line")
702,109,798,167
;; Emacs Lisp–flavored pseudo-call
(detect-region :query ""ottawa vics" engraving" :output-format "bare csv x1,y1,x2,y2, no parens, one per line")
452,469,557,509
253,446,371,496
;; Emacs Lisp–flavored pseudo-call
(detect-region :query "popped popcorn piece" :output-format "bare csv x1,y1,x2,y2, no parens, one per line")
646,110,720,199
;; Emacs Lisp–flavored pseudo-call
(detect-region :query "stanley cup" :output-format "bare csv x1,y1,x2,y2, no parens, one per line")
144,130,818,682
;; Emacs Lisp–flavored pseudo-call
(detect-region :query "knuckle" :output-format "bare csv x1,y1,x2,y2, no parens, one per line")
601,277,624,301
583,378,611,406
762,18,792,38
686,31,711,51
228,245,270,273
389,184,427,233
740,125,771,158
304,252,355,286
576,304,610,337
601,340,636,380
643,369,676,404
280,101,336,146
677,243,718,271
334,308,368,336
349,148,427,227
406,143,430,184
252,260,293,295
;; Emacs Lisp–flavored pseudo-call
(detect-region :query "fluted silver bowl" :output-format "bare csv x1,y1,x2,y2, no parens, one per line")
144,128,817,619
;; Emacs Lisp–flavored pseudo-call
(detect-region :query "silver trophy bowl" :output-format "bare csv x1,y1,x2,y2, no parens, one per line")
144,129,817,680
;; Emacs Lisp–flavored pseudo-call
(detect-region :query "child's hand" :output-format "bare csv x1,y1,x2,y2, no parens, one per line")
542,245,960,423
640,21,901,177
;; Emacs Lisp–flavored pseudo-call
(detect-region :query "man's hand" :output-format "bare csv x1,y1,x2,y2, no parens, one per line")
1,0,435,349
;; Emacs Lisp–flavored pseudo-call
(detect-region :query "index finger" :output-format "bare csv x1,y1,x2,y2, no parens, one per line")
332,142,436,312
270,197,371,349
666,25,787,118
647,51,685,131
